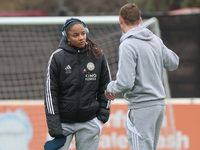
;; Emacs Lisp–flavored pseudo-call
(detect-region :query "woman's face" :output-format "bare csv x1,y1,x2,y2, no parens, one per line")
67,24,87,49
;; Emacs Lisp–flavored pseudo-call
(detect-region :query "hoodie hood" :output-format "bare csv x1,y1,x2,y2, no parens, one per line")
58,38,86,53
120,26,153,43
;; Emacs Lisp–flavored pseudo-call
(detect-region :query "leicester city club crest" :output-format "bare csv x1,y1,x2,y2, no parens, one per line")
87,62,95,71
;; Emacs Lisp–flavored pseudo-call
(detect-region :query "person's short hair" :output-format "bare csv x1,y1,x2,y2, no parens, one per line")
119,3,141,25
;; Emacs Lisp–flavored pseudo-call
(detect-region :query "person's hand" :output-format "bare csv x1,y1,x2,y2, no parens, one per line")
105,90,115,100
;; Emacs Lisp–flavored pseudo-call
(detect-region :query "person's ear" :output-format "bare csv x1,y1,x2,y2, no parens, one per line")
138,17,142,24
119,16,123,25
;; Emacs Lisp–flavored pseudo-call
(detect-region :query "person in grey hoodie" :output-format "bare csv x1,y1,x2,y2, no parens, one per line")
105,3,179,150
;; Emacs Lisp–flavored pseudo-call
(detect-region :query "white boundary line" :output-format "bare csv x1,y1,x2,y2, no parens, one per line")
0,98,200,105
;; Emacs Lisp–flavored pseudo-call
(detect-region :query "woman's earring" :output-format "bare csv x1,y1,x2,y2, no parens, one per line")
68,41,71,45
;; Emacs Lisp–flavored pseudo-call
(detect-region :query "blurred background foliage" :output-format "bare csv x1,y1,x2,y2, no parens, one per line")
129,0,200,11
0,0,199,16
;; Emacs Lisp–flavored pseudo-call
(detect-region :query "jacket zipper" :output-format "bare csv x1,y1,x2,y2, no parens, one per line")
77,50,81,120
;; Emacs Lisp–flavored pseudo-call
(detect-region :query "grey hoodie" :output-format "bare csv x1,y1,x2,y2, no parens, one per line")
107,26,179,109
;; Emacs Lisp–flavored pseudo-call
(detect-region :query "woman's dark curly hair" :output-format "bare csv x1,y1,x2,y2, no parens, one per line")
86,39,103,59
